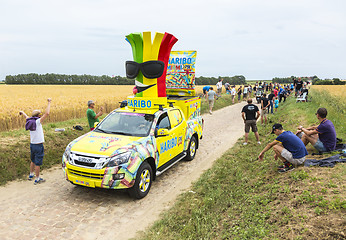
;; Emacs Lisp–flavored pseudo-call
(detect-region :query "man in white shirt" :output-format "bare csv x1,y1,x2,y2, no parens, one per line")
243,85,248,100
20,98,51,185
216,79,223,95
231,86,237,104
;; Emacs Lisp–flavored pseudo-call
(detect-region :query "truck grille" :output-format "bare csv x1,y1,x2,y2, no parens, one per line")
70,152,108,169
69,169,104,180
74,160,96,168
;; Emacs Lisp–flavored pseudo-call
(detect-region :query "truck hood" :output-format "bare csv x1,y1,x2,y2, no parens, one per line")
70,131,142,156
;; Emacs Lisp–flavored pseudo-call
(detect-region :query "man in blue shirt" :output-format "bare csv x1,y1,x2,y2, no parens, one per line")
258,123,308,173
202,86,211,99
297,108,336,152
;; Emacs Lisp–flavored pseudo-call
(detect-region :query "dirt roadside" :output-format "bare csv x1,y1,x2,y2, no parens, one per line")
0,101,249,240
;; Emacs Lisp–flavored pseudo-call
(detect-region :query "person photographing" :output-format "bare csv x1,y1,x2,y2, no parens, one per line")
19,98,52,184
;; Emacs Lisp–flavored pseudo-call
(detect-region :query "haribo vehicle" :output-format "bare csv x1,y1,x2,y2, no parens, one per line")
62,31,203,198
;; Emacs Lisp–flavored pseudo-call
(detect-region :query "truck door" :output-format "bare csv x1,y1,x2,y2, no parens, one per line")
155,112,173,168
167,109,186,155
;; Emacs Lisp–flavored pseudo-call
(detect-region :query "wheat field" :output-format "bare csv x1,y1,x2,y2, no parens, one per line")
0,85,134,131
0,85,206,131
311,85,346,97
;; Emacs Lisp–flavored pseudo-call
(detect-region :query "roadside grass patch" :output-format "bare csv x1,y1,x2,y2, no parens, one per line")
138,91,345,240
0,117,91,185
200,93,235,114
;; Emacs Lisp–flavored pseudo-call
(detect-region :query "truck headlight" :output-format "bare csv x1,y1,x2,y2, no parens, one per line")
63,144,72,163
107,152,131,167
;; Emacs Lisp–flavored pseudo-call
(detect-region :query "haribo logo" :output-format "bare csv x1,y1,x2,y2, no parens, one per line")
160,137,178,153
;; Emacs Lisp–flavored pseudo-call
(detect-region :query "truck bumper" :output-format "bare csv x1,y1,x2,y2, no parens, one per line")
63,162,135,189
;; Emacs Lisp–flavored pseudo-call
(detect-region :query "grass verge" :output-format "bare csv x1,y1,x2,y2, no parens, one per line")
0,94,235,185
136,90,345,239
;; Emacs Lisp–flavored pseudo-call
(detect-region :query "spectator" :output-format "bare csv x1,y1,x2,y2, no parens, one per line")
241,98,261,145
206,87,217,114
295,78,303,96
280,88,287,102
297,108,336,152
278,86,284,102
87,100,103,131
248,85,252,97
19,98,52,184
299,84,309,100
273,87,278,97
267,90,275,114
260,93,270,125
224,82,231,94
202,86,211,99
253,84,257,93
216,79,223,95
258,123,308,173
243,85,248,100
231,85,236,104
237,86,242,102
274,97,279,112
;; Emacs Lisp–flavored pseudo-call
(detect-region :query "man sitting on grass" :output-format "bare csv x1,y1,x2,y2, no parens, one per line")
258,123,308,173
296,107,336,152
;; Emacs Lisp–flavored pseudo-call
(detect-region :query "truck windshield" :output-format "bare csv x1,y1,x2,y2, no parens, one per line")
95,112,154,137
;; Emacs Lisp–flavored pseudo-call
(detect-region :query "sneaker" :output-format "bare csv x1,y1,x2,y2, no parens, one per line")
34,178,46,185
28,174,34,181
257,141,261,145
278,164,295,173
278,161,290,169
243,142,248,145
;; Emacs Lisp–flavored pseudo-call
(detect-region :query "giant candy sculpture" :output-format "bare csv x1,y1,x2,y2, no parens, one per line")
125,32,178,100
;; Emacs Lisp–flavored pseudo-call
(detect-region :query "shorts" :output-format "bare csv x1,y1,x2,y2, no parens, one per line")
203,89,207,94
30,143,44,166
281,148,305,165
313,138,327,152
217,88,222,94
261,108,268,116
208,99,214,108
245,120,258,133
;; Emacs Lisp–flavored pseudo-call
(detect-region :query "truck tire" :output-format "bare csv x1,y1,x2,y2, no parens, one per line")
128,162,152,199
185,136,197,161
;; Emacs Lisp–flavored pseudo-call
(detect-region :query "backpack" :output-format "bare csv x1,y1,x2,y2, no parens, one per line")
73,125,83,131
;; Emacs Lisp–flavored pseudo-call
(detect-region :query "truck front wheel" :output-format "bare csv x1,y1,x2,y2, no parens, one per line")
128,162,153,199
185,136,197,161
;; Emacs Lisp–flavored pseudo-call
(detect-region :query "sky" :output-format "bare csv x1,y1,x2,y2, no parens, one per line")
0,0,345,80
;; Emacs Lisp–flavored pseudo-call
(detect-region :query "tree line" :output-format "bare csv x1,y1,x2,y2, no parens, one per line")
195,75,246,85
5,73,342,85
272,76,345,85
5,73,247,85
5,73,133,85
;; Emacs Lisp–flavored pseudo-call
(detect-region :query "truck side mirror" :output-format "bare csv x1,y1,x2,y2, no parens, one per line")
94,122,99,128
156,128,169,137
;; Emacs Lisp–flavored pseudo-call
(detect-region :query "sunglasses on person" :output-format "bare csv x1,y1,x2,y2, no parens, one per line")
126,60,165,79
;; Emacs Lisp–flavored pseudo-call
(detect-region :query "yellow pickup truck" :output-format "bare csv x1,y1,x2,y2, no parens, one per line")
62,96,202,198
62,31,203,198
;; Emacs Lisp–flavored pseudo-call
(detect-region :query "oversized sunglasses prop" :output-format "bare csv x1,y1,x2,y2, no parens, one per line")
126,60,165,79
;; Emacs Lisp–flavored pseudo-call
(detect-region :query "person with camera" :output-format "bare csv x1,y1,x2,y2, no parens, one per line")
19,98,52,184
87,100,103,131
